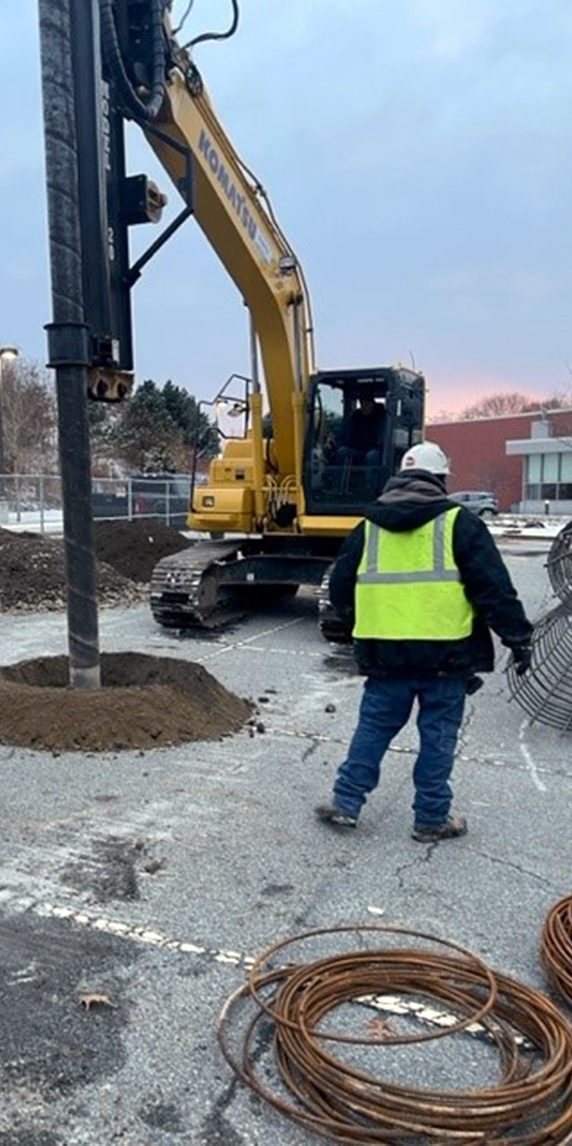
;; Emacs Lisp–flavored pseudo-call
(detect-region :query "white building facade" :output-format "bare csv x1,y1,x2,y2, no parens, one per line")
506,418,572,514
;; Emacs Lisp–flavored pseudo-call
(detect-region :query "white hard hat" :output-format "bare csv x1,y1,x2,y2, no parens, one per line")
400,441,450,475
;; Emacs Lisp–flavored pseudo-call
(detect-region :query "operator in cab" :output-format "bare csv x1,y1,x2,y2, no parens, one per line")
336,389,385,472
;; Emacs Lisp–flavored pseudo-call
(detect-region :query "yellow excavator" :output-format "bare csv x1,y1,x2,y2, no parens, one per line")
84,0,425,636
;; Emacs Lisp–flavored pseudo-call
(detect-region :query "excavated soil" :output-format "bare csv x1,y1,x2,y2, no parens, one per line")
0,526,250,751
0,520,193,612
93,519,194,582
0,652,253,751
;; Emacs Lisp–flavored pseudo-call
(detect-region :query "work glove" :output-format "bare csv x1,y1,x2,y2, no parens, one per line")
511,644,532,676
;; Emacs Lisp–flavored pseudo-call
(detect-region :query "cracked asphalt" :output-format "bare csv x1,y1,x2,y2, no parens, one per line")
0,538,570,1144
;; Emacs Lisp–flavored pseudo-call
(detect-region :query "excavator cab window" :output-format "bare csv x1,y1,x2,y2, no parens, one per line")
304,368,424,515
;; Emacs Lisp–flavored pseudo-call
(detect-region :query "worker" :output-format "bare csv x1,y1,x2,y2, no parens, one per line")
316,441,533,841
336,391,385,473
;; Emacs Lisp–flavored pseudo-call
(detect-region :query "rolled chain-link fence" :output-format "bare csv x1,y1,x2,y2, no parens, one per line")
508,519,572,730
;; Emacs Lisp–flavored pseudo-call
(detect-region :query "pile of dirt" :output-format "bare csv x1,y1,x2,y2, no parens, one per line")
93,519,194,583
0,532,146,612
0,652,253,751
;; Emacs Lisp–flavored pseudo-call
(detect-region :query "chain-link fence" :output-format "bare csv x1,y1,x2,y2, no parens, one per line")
0,474,194,533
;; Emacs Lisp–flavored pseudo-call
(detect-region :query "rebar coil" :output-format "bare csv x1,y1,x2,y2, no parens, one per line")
546,521,572,606
507,604,572,730
218,924,572,1143
541,895,572,1007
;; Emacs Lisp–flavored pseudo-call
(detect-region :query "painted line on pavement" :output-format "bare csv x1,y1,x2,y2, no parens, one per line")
518,719,547,792
0,888,255,969
194,616,305,664
0,887,529,1044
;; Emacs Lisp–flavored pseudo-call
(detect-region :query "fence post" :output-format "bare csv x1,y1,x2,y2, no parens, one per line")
15,474,21,523
39,475,45,534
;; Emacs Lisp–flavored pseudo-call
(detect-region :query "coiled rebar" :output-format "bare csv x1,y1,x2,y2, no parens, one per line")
542,895,572,1008
218,924,572,1143
507,603,572,731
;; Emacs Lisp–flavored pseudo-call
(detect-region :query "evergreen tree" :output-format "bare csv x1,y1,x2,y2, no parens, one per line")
161,380,218,456
112,380,184,472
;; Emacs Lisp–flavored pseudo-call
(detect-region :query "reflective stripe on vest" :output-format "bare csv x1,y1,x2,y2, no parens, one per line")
353,507,475,641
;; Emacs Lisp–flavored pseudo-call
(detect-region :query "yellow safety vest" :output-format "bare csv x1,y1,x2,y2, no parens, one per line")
353,507,475,641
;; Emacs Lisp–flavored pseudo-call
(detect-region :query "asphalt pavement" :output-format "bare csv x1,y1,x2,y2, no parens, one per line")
0,538,570,1145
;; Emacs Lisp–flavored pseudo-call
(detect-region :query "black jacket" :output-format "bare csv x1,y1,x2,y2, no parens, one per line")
329,471,533,677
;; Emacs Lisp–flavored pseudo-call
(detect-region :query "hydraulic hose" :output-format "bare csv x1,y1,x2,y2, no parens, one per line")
183,0,239,51
100,0,167,122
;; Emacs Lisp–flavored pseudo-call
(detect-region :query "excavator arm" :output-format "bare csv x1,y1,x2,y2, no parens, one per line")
111,2,313,481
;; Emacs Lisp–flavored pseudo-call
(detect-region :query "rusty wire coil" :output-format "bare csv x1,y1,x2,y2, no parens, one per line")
507,604,572,731
546,521,572,606
218,924,572,1144
541,895,572,1007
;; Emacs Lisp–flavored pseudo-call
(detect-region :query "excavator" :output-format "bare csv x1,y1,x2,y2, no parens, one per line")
79,0,425,637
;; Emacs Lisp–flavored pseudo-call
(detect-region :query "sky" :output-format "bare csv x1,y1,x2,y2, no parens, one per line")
1,0,571,417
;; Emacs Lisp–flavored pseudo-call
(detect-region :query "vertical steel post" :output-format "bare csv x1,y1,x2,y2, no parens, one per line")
0,358,5,477
38,0,101,688
39,475,45,535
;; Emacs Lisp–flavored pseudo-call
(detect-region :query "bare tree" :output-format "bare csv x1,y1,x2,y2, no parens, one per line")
88,402,125,476
430,390,572,423
457,392,544,420
0,358,57,472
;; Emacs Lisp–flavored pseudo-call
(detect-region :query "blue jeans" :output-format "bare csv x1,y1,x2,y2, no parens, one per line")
333,676,466,825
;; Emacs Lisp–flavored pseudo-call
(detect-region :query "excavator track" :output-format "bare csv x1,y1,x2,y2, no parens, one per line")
150,540,307,630
150,541,245,630
151,542,347,637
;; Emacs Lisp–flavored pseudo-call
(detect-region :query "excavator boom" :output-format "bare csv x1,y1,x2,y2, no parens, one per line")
142,53,312,478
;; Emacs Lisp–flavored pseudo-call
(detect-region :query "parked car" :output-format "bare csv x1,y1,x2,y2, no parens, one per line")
449,490,499,517
92,474,192,528
131,474,191,527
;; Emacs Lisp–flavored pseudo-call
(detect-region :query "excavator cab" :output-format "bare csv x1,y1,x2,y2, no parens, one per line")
304,367,425,515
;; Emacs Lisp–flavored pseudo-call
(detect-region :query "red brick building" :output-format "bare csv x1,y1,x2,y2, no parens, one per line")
430,409,572,512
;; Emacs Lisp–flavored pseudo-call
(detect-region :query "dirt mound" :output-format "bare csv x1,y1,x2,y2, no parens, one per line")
0,652,253,751
93,519,194,583
0,534,146,612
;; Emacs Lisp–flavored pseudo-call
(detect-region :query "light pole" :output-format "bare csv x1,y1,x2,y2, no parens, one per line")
0,346,19,476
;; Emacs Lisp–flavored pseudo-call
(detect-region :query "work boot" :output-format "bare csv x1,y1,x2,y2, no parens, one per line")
411,814,468,843
315,803,359,828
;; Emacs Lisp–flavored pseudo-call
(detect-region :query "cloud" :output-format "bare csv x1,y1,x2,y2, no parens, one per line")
408,0,502,58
